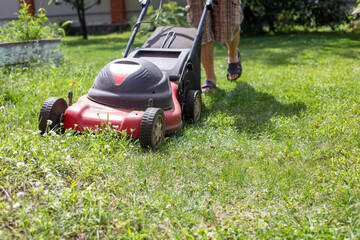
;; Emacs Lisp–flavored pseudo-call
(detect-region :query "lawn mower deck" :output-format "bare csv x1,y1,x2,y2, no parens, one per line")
63,81,183,137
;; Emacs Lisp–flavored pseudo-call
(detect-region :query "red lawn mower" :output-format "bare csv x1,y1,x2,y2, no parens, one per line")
39,0,217,148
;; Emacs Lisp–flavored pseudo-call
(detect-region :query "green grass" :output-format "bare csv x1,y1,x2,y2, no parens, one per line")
1,31,360,239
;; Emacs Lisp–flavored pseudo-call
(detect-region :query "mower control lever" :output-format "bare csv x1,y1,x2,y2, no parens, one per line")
68,91,73,106
161,31,176,49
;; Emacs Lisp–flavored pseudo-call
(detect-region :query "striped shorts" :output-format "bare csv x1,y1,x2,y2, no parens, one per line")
186,0,244,44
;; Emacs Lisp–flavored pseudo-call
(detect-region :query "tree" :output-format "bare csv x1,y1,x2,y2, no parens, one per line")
49,0,101,39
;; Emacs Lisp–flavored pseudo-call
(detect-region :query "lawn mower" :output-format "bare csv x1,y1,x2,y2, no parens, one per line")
39,0,217,148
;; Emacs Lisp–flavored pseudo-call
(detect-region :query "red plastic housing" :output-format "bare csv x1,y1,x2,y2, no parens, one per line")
63,82,182,138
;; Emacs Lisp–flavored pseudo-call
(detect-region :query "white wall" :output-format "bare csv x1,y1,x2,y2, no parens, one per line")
35,0,111,26
0,0,187,25
0,0,111,26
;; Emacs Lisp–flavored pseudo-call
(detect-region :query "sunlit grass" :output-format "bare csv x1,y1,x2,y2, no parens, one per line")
1,31,360,238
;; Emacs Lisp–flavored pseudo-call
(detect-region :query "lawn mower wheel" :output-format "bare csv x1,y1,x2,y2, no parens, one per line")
39,97,67,135
139,107,165,148
183,90,202,123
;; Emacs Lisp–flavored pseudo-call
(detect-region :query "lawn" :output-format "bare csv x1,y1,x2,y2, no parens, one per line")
1,31,360,239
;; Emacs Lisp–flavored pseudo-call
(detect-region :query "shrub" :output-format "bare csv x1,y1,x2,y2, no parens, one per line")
0,4,65,43
351,0,360,32
241,0,351,34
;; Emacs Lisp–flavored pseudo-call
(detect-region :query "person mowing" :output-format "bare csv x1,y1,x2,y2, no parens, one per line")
185,0,244,92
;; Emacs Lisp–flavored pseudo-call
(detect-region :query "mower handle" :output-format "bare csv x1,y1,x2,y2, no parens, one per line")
123,0,151,58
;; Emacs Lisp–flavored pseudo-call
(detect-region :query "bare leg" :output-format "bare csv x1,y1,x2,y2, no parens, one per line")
226,32,240,80
201,41,216,92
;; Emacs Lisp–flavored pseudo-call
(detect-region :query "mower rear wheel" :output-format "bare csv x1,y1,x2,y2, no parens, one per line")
183,90,202,123
39,97,68,135
139,107,165,148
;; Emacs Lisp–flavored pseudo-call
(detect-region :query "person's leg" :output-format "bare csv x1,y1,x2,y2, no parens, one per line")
201,41,216,92
226,32,241,80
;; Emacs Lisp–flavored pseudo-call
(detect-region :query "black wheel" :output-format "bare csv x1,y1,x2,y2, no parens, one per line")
39,97,68,135
139,107,165,148
183,90,202,123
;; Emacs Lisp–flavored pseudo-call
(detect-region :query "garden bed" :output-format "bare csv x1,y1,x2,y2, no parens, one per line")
0,39,61,66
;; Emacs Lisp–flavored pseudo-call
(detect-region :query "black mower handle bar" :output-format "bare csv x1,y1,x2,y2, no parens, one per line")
123,0,150,58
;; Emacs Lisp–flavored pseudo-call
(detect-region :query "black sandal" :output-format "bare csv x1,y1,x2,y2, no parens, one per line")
227,49,242,81
201,80,216,92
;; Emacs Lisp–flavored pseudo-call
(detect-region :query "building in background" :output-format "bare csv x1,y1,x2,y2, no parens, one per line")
0,0,186,26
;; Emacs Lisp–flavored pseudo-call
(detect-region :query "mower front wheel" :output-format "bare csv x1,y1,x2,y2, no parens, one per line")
39,97,68,135
139,107,165,148
183,90,202,123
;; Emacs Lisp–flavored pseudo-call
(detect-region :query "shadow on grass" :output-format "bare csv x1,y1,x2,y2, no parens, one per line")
203,81,307,133
229,32,360,66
